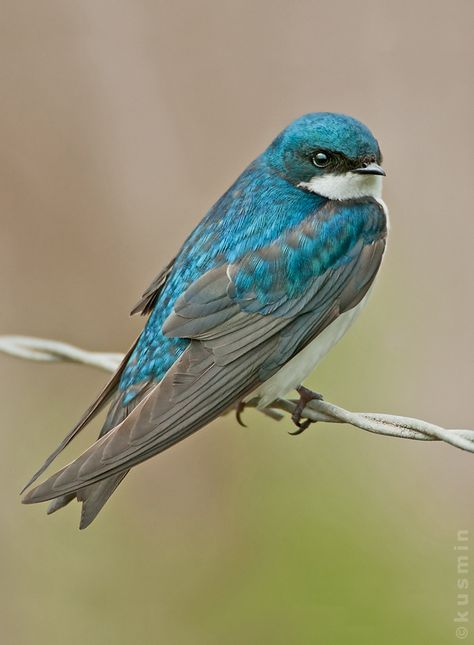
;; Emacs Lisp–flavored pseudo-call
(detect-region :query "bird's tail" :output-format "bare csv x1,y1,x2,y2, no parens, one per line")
46,471,129,529
21,338,143,527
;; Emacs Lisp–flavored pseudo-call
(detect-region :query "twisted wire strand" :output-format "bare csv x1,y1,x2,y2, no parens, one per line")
1,335,472,453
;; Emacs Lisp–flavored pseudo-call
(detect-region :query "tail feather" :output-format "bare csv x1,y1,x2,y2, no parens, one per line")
77,471,129,529
22,336,156,528
45,471,128,527
47,493,76,515
36,380,156,527
21,338,140,495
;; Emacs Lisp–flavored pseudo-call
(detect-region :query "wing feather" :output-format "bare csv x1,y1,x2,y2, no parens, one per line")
20,336,141,493
23,200,387,505
130,256,176,316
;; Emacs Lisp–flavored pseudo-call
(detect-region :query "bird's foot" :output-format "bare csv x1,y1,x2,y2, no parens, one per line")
235,400,247,427
289,386,324,435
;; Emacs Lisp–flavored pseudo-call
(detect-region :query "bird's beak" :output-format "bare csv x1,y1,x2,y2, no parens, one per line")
353,162,386,176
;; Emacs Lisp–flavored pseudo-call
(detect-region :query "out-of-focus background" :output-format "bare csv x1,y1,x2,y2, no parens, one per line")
0,1,472,644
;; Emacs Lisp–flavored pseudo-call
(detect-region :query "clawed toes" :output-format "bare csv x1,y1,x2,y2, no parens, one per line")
288,385,324,435
235,401,247,427
289,418,312,435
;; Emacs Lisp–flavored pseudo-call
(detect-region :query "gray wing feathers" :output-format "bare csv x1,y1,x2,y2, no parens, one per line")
48,378,157,526
260,239,385,378
130,256,176,316
23,336,276,503
23,232,386,509
21,337,141,494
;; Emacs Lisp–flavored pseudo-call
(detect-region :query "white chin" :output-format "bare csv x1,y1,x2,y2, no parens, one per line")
298,172,383,200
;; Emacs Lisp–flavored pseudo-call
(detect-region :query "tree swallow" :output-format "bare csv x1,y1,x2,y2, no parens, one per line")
22,112,388,527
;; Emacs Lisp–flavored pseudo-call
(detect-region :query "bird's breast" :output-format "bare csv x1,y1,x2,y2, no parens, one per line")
248,293,369,408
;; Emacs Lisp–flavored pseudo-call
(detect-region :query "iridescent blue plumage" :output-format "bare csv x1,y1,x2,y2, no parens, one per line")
120,112,382,401
23,111,388,527
119,162,325,399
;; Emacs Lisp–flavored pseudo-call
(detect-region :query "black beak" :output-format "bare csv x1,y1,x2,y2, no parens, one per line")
353,162,386,176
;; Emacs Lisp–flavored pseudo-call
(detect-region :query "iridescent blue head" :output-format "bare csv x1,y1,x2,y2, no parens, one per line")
263,112,385,200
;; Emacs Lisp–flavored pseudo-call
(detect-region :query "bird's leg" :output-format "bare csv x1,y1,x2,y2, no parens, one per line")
235,400,284,426
289,385,324,435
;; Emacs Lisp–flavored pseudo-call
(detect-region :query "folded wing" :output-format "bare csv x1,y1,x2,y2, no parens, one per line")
23,199,386,506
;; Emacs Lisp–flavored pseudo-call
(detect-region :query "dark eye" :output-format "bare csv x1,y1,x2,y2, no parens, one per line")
312,151,331,168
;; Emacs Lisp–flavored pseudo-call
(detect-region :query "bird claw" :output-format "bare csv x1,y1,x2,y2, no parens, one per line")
235,400,247,427
288,418,313,435
289,385,323,435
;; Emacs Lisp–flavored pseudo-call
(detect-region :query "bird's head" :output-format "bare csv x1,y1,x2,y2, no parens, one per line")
263,112,385,200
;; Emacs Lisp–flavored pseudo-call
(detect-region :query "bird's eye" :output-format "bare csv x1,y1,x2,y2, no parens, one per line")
312,151,330,168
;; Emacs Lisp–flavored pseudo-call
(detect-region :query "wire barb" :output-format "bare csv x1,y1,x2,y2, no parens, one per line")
1,334,473,453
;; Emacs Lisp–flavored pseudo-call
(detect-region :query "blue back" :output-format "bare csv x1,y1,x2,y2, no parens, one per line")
119,112,384,403
119,159,324,401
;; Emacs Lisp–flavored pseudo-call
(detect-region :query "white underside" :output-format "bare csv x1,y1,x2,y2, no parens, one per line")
248,293,369,408
246,172,387,408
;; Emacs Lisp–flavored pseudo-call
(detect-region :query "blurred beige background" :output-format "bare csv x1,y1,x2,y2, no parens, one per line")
0,1,473,644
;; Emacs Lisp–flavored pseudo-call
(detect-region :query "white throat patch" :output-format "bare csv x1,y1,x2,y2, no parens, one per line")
298,172,383,200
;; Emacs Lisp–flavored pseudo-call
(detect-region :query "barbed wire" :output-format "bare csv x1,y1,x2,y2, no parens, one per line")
1,334,473,453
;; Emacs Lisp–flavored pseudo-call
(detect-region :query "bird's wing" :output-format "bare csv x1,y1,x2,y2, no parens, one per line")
42,377,158,527
20,336,141,493
23,200,386,504
130,256,176,316
23,252,178,489
23,254,178,505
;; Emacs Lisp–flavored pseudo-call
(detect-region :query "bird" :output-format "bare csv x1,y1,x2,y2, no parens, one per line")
22,112,388,528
